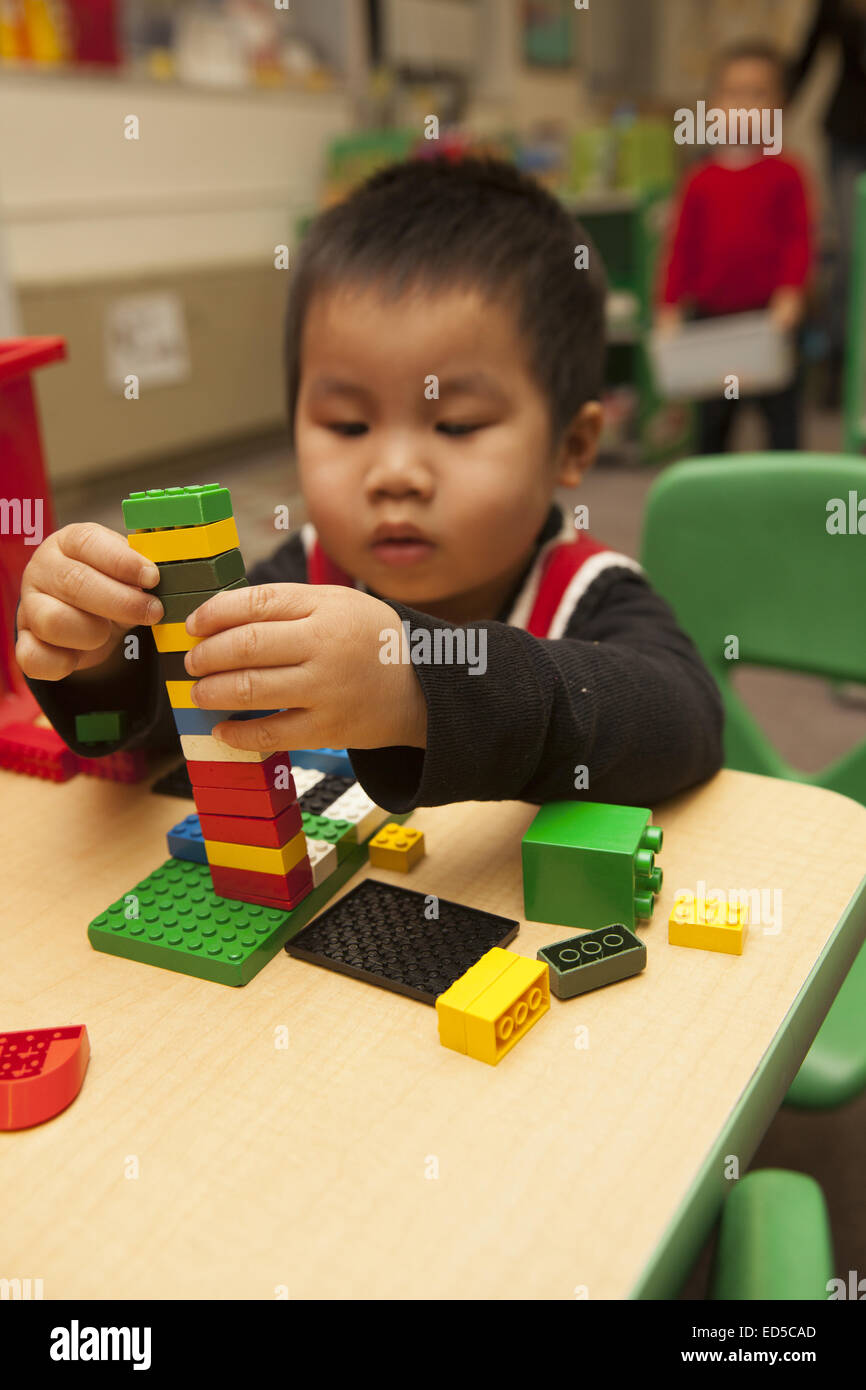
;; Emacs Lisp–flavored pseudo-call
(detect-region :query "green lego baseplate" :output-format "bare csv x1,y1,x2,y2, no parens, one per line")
88,813,410,986
522,800,663,932
301,811,355,861
122,484,233,532
74,710,127,744
538,924,647,999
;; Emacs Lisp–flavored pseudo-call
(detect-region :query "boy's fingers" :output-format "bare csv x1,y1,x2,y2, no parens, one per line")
15,626,79,681
57,523,160,589
192,665,303,714
187,583,313,637
210,710,314,753
31,550,163,628
185,622,306,677
22,591,113,652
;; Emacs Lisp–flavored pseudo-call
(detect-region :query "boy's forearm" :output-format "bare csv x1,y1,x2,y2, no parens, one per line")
350,579,724,811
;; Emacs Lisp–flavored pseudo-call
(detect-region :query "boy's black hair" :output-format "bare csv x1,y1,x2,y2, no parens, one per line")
712,38,786,87
284,156,606,445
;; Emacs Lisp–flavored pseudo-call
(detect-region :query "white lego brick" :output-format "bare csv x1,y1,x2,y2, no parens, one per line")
291,766,326,796
180,734,272,763
323,784,387,843
305,837,337,887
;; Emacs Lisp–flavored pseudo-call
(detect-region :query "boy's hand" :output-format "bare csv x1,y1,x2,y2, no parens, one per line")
16,524,163,680
656,305,683,337
186,583,428,753
769,287,804,333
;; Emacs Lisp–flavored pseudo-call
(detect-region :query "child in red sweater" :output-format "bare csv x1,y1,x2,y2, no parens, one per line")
658,41,813,453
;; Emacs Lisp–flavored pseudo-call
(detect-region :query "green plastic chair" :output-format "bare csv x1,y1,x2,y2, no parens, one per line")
710,1169,834,1300
641,454,866,1108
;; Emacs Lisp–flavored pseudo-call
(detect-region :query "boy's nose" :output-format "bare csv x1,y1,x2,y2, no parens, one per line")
364,440,434,500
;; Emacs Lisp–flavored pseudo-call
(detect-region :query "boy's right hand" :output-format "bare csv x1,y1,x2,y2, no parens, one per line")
15,523,163,681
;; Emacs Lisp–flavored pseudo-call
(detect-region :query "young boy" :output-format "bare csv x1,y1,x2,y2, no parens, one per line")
658,41,813,453
16,157,722,809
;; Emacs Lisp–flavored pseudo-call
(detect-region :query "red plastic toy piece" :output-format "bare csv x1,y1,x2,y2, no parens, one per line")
74,747,149,783
210,857,313,909
187,749,293,792
192,780,298,819
0,721,77,781
0,1025,90,1129
197,799,302,848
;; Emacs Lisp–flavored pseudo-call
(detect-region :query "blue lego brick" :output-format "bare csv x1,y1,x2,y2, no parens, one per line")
166,812,207,864
291,747,353,777
170,705,236,736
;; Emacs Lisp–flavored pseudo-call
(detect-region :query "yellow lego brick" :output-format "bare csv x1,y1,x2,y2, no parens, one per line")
127,516,239,564
164,680,200,708
436,948,550,1065
179,734,271,763
204,828,308,876
153,622,201,653
668,897,748,956
367,822,425,872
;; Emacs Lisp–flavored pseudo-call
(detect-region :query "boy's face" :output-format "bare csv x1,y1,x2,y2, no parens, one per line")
712,57,781,121
294,283,594,620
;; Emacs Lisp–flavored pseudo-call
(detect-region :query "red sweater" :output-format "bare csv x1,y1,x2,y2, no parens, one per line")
659,156,813,313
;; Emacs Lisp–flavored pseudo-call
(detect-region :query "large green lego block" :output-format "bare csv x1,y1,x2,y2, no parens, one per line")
122,484,233,532
538,924,647,999
521,800,663,931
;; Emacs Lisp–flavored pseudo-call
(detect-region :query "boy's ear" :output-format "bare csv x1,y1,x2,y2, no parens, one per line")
554,401,604,489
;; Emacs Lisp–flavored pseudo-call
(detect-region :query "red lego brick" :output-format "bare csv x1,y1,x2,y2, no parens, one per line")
0,1025,90,1130
209,856,313,908
187,749,293,792
192,779,298,819
0,721,77,781
74,748,149,783
198,799,302,848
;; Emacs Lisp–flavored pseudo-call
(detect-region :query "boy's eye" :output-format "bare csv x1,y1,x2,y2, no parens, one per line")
329,422,368,436
436,421,484,436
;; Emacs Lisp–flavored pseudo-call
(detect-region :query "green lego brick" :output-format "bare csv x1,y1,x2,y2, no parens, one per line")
88,813,412,987
302,812,355,861
153,548,246,597
156,577,248,624
538,924,646,999
521,800,663,932
74,710,127,744
122,485,233,532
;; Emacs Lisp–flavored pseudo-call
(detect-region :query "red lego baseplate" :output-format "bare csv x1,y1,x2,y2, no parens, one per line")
0,1025,90,1129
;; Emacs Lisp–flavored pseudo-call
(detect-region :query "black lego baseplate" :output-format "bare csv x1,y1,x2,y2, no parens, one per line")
285,877,520,1004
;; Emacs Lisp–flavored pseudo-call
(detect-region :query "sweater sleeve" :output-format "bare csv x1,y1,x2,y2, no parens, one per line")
658,171,701,306
349,567,724,811
776,165,813,289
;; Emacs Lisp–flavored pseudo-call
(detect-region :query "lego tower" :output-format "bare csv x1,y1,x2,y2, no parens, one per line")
123,485,313,911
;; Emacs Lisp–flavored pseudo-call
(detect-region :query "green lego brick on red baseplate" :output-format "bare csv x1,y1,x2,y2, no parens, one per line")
153,548,246,596
88,812,411,986
538,923,647,999
122,485,233,532
74,710,127,744
521,800,663,932
156,577,248,624
302,812,355,861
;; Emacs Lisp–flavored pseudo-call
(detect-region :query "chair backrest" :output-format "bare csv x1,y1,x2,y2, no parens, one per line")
640,453,866,801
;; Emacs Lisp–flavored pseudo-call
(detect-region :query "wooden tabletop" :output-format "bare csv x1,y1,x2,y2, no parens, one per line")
2,765,865,1300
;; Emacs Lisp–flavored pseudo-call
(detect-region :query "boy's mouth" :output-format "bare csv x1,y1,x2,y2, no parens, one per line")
369,523,435,568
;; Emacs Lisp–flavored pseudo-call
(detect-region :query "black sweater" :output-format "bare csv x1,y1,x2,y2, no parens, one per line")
23,507,724,811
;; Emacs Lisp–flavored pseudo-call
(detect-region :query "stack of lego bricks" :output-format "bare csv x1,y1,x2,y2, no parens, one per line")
123,485,313,912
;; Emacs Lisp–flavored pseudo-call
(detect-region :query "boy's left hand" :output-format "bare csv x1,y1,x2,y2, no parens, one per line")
769,287,804,334
185,583,427,754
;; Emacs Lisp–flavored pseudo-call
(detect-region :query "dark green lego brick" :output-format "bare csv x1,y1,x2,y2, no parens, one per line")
74,710,127,744
158,648,194,682
122,485,233,532
156,577,248,624
153,548,246,597
521,800,663,932
302,812,355,861
88,812,411,987
538,924,647,999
